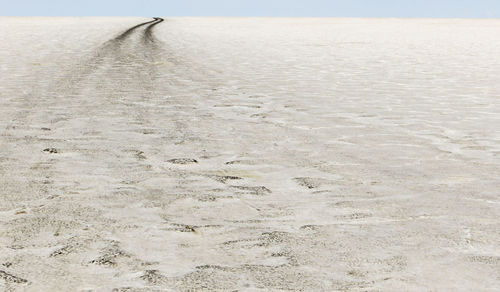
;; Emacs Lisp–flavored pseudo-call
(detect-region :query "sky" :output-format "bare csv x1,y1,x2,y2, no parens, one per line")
1,0,499,18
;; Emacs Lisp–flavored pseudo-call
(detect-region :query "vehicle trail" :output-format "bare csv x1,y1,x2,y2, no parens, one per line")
114,18,160,42
143,17,165,44
55,17,165,95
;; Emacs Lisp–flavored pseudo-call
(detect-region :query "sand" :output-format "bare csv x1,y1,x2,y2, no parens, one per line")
0,17,499,291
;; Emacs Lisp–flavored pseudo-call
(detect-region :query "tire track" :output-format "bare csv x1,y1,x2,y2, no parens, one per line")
1,16,167,256
143,17,165,44
114,18,160,42
55,17,165,95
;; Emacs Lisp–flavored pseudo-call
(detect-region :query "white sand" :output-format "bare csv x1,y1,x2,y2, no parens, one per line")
0,17,499,291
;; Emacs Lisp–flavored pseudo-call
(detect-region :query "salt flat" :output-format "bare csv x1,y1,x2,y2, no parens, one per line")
0,17,499,291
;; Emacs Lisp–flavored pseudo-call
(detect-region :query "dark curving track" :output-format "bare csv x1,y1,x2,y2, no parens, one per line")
143,17,165,44
115,17,164,42
55,17,165,94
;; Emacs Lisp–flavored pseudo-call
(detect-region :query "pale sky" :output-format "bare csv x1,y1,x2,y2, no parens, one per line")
1,0,499,18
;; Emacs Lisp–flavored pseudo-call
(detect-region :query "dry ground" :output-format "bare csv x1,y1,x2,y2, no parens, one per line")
0,17,499,291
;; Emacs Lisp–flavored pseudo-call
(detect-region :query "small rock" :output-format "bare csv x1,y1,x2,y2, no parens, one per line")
135,151,146,160
43,148,58,154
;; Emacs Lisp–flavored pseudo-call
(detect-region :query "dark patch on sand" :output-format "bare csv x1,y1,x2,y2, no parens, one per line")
167,158,198,165
231,185,271,196
43,148,58,154
0,270,28,284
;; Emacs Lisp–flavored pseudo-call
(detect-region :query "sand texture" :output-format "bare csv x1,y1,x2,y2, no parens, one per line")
0,17,499,291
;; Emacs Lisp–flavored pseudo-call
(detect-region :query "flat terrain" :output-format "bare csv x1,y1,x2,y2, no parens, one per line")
0,17,499,291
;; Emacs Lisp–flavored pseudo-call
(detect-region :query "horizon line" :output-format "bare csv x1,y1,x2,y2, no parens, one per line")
1,15,499,19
